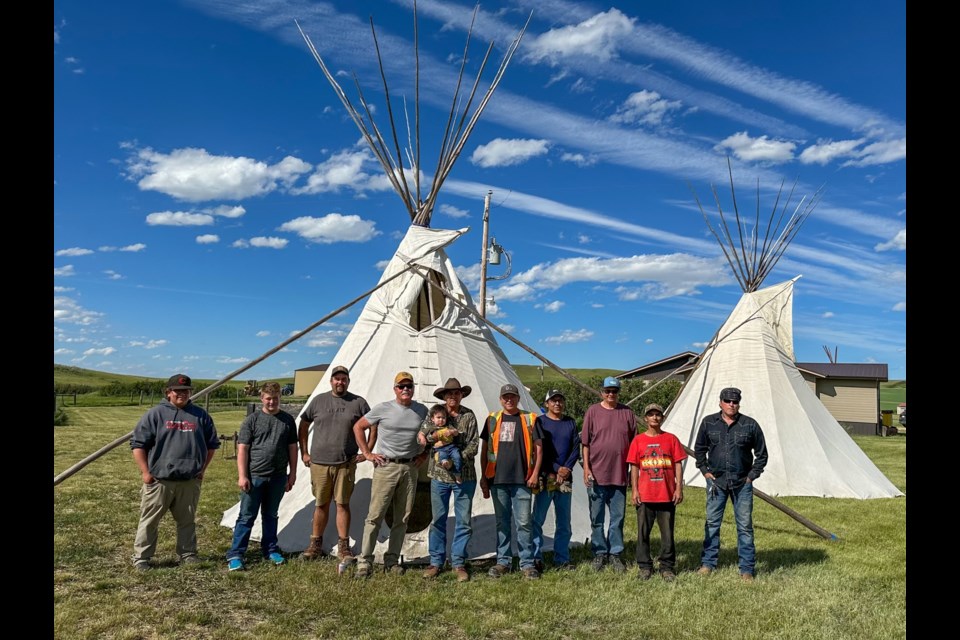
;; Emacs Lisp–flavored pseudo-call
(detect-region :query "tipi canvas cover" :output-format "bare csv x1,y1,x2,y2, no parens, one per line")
665,278,902,499
221,225,592,561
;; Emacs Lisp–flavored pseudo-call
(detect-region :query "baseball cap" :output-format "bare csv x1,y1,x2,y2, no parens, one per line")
719,387,742,402
329,365,349,377
499,383,520,397
642,403,664,415
167,373,193,390
394,371,415,384
602,376,621,389
544,389,565,402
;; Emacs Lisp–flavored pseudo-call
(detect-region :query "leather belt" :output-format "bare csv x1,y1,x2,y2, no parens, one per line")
382,457,414,464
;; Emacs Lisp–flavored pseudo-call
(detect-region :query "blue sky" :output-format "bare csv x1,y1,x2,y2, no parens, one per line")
54,0,906,382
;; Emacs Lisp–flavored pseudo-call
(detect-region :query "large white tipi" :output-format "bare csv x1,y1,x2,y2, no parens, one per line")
666,166,903,499
221,7,593,562
221,225,592,560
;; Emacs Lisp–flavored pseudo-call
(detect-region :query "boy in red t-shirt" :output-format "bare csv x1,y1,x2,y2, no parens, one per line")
626,403,686,581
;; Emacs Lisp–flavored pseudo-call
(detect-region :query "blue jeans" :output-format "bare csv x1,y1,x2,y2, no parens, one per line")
434,444,462,476
700,479,756,574
587,484,626,557
491,484,535,569
226,474,287,560
531,488,573,564
428,479,476,568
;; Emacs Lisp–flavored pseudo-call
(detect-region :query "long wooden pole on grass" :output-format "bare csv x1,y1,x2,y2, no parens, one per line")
403,259,838,541
53,265,416,487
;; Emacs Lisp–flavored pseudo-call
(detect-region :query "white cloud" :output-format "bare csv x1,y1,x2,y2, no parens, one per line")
821,311,835,319
232,239,249,248
120,243,147,252
560,152,597,167
126,146,311,202
471,138,550,168
205,204,246,218
692,341,710,348
874,229,906,252
454,263,482,290
439,204,471,219
498,324,516,333
217,356,248,364
591,303,604,308
145,211,215,226
714,131,796,163
610,90,683,126
892,301,906,311
256,330,271,337
798,139,863,165
544,329,594,344
54,286,74,292
54,348,74,355
196,234,220,244
128,339,168,349
103,270,123,280
249,236,288,249
537,300,565,313
278,213,380,244
578,234,591,244
291,148,390,195
645,338,654,344
54,264,76,277
504,254,728,300
526,9,635,64
375,259,391,271
842,138,906,167
82,347,116,357
55,247,93,257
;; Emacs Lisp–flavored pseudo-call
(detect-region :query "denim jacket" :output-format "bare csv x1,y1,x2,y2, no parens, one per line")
693,411,768,490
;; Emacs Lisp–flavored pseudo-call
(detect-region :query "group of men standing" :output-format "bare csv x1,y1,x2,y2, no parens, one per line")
130,370,767,583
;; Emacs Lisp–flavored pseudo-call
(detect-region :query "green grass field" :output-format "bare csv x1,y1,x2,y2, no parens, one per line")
53,406,906,640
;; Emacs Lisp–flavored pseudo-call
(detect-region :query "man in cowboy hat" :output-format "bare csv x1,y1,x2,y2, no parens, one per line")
418,378,480,582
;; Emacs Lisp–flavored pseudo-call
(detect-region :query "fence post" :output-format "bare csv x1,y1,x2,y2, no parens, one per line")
73,392,77,406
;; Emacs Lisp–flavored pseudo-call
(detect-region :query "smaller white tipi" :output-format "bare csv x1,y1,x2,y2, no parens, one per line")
665,278,903,499
665,166,903,499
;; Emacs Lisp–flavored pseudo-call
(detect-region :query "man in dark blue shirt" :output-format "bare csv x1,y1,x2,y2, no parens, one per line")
693,387,768,582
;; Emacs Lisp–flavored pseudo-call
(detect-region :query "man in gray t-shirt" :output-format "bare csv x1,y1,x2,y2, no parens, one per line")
297,366,370,561
351,371,428,577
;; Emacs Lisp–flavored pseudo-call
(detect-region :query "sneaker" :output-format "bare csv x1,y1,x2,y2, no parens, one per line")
661,570,676,582
337,537,354,560
590,555,606,572
422,565,441,579
740,572,754,583
697,566,714,576
268,552,285,566
637,568,652,581
180,555,201,565
387,564,406,576
609,555,626,573
487,563,511,578
133,560,151,572
354,563,372,579
227,558,244,572
522,567,540,580
454,566,470,582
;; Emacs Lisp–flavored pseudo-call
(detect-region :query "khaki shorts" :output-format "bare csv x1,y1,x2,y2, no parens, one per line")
310,460,357,506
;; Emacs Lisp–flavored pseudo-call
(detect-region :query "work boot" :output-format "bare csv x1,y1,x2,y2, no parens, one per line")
301,536,328,560
337,537,354,560
609,555,626,573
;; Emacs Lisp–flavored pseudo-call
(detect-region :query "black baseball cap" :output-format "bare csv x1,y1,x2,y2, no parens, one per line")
167,374,193,390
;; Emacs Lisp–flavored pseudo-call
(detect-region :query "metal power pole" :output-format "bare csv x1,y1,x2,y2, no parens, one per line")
479,190,492,318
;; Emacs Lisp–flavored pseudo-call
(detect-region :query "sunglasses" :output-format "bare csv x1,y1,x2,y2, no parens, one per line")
395,384,414,390
603,389,620,394
721,399,739,405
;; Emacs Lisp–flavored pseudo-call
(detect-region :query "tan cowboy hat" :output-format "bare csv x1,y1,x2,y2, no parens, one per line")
433,377,472,400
